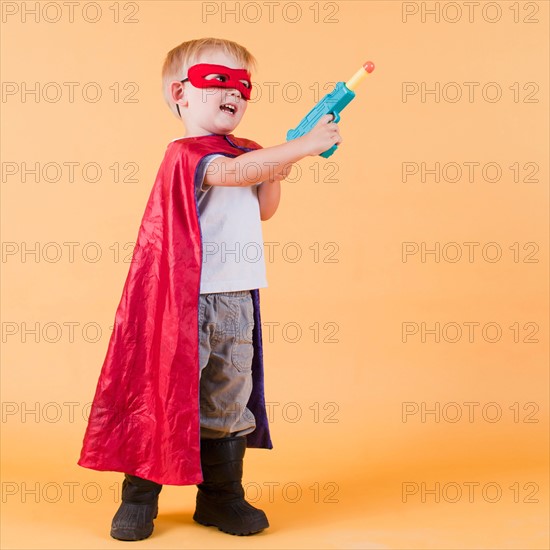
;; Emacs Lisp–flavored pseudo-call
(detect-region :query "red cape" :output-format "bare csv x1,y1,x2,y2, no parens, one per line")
78,134,273,486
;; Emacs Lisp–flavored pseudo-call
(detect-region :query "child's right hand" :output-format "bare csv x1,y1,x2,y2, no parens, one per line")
299,114,343,157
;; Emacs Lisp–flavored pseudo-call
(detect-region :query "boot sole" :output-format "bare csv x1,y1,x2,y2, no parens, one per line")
193,512,269,536
110,526,154,541
110,506,158,541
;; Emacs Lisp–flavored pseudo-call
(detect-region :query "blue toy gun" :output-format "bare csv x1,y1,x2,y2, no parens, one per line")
286,61,375,158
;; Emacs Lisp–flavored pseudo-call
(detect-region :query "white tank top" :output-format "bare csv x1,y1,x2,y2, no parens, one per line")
195,154,268,293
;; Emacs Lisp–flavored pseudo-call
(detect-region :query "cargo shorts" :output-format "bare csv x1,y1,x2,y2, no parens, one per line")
198,289,257,439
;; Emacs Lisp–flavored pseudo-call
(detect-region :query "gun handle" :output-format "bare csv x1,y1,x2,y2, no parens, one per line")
320,144,338,158
319,111,340,157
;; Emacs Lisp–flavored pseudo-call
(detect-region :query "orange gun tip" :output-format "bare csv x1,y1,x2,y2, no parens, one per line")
363,61,375,73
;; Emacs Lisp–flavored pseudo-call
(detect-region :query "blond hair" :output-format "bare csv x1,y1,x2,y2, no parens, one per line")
161,37,258,119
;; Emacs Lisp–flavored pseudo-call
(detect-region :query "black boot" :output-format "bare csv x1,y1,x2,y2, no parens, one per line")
193,435,269,536
110,473,163,541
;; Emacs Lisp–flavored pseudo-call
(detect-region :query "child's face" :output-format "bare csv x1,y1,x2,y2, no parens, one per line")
175,50,250,137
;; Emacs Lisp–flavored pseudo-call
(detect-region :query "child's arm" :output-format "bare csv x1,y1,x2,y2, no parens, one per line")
257,166,287,221
203,114,342,188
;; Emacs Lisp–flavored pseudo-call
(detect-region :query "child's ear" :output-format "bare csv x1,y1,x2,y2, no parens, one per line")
170,81,188,107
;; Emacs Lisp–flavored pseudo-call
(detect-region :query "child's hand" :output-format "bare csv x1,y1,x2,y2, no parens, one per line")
299,114,343,157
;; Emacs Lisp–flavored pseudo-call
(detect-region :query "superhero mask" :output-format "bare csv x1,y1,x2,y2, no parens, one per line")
185,63,252,98
176,63,253,117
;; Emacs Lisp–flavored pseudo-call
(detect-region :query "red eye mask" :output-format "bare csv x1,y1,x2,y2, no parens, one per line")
184,63,252,100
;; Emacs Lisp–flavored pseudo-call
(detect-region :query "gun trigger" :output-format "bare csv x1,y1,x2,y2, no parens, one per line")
330,112,340,124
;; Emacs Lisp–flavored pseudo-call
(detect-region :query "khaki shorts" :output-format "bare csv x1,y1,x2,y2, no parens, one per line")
198,290,257,439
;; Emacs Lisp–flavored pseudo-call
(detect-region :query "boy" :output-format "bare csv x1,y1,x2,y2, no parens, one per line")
78,37,341,540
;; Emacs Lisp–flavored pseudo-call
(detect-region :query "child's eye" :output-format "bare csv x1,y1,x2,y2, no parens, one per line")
240,80,251,88
205,74,227,83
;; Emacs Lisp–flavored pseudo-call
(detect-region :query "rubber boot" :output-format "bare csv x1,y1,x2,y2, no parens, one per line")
193,435,269,536
110,473,163,541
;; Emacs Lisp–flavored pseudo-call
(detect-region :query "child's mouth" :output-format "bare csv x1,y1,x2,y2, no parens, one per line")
219,103,237,116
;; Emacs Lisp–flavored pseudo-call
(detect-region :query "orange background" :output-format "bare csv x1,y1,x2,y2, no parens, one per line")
1,1,548,548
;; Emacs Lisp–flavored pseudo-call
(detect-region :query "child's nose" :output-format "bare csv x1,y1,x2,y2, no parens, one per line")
226,88,241,99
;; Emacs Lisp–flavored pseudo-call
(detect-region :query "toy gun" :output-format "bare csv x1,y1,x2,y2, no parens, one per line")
286,61,375,158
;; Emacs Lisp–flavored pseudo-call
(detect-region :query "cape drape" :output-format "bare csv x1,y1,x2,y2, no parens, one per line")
78,134,273,486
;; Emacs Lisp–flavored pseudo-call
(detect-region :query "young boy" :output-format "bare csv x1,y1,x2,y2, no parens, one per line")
78,37,341,540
